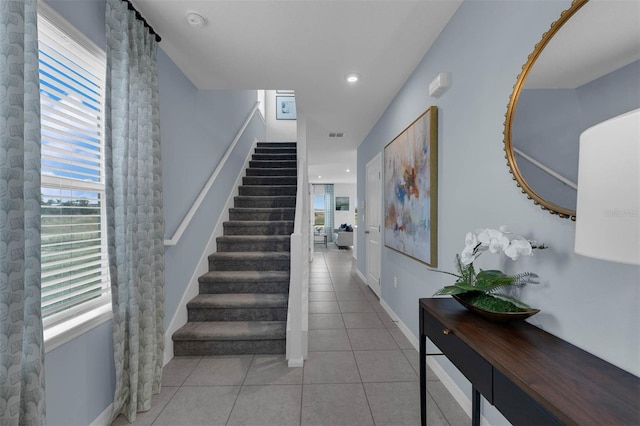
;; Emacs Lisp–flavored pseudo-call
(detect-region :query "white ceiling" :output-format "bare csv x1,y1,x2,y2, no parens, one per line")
131,0,462,184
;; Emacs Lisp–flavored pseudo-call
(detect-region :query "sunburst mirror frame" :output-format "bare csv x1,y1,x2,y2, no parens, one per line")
503,0,590,221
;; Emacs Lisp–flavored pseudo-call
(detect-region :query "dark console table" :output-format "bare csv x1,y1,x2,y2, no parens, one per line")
419,298,640,425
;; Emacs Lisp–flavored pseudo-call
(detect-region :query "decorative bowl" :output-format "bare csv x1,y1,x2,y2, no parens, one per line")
452,294,540,323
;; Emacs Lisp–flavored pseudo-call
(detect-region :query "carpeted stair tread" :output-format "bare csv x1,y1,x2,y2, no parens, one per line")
246,167,297,176
217,235,291,242
242,176,297,185
252,154,297,161
228,208,295,221
238,185,297,196
209,251,290,262
229,207,295,214
216,235,291,252
222,221,293,237
199,270,290,283
257,142,296,148
254,148,296,155
249,160,296,168
173,321,286,341
234,196,296,208
188,293,287,309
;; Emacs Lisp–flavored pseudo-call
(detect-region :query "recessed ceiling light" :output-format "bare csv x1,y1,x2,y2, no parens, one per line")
346,169,351,173
186,11,207,28
345,73,360,84
318,175,322,179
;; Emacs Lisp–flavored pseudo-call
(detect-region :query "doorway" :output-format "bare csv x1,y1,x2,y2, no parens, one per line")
365,153,382,296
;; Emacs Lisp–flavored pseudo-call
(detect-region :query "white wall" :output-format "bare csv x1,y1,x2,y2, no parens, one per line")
357,1,639,424
265,90,297,142
333,183,357,228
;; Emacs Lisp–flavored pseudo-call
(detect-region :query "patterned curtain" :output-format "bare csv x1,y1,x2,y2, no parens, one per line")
324,184,334,242
105,0,165,422
0,0,46,424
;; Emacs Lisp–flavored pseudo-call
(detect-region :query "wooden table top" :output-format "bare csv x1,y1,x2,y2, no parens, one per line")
420,298,640,425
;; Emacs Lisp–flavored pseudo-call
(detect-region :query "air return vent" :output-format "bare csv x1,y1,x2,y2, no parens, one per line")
329,132,344,138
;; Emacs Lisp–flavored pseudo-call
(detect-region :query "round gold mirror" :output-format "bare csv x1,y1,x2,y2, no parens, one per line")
504,0,640,220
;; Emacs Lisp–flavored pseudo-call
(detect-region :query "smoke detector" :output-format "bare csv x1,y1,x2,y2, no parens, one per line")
186,11,207,28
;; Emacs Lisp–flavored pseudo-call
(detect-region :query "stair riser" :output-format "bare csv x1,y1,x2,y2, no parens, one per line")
199,281,289,294
234,196,296,208
252,154,297,161
257,142,296,148
173,340,285,356
217,239,291,252
188,308,287,322
223,223,293,235
254,148,297,155
246,168,297,177
249,160,296,169
229,210,295,221
209,258,290,271
239,186,296,196
242,176,297,186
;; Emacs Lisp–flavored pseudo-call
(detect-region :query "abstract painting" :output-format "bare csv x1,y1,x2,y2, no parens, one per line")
383,106,438,266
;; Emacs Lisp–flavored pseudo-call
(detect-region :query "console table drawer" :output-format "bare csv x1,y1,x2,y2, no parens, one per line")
423,312,493,403
493,369,561,426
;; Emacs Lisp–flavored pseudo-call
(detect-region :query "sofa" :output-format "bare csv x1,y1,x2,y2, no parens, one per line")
333,225,354,248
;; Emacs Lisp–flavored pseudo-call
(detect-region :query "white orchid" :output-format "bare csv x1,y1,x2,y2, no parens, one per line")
477,228,511,254
504,238,533,260
433,227,546,312
458,227,543,264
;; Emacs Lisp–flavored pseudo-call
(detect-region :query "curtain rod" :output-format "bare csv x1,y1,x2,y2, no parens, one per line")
123,0,161,43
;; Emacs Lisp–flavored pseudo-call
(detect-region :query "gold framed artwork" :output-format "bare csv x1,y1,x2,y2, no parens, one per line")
383,106,438,267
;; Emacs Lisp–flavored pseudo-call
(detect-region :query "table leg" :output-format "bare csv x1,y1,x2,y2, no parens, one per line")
420,331,426,425
472,386,480,426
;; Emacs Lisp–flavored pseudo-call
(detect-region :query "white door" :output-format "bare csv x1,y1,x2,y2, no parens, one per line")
366,153,382,297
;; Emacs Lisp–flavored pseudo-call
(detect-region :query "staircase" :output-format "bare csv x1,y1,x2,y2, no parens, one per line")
172,142,297,355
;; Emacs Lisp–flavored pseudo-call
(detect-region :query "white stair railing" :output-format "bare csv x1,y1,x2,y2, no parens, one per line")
514,147,577,190
287,157,308,367
164,101,262,246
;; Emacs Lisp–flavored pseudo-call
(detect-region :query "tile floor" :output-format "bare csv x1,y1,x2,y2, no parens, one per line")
112,244,469,425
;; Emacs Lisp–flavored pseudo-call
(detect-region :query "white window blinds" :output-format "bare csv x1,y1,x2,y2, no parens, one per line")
38,7,110,332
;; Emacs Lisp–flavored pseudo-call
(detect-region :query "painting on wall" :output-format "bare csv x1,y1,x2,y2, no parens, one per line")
383,106,438,266
276,96,297,120
335,196,350,211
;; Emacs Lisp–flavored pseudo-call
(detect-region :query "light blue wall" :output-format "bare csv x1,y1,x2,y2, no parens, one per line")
159,54,265,328
357,1,640,423
43,1,265,424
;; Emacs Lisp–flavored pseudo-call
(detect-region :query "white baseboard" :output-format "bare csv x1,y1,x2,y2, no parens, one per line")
355,268,366,284
288,358,304,367
378,298,490,425
163,138,259,365
90,403,113,426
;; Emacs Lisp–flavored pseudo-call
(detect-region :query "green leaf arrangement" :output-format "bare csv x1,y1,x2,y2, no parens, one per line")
434,255,539,311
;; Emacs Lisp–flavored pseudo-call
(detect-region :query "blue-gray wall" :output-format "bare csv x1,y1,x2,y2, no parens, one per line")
43,1,264,424
357,1,640,423
513,60,640,209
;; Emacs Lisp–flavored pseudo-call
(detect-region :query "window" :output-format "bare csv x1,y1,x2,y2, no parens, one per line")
38,4,111,349
313,195,325,226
